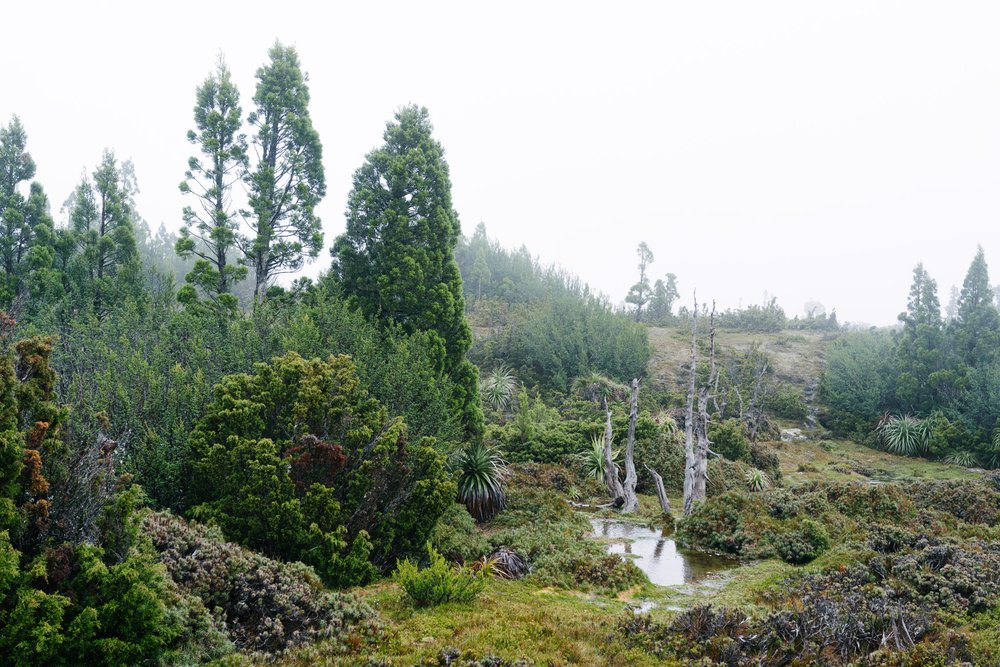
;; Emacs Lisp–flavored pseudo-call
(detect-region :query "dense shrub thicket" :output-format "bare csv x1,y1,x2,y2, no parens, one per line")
185,351,456,587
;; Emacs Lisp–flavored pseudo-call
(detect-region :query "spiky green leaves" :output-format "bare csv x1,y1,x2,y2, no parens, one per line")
877,415,930,456
745,469,770,492
579,434,620,482
456,442,508,522
480,365,516,412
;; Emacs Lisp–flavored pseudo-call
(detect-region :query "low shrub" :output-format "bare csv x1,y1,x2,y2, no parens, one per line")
708,418,750,462
749,442,782,480
766,383,809,420
676,493,753,555
571,554,645,592
393,544,489,607
767,519,831,564
431,503,489,563
143,512,382,657
706,458,757,497
905,480,1000,526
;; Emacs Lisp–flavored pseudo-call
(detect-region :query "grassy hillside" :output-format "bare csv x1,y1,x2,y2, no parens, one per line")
647,326,834,395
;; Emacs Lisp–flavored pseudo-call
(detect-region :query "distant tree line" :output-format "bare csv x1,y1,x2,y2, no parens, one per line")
455,224,651,391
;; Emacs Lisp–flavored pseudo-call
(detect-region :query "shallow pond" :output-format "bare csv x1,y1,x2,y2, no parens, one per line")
590,518,737,587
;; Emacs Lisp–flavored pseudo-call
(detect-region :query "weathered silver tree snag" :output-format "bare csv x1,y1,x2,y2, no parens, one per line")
620,378,640,513
644,463,671,514
684,296,719,516
683,294,699,515
601,396,624,502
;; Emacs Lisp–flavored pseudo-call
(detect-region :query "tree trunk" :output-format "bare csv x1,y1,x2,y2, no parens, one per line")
683,295,698,515
684,299,717,515
692,305,717,506
602,396,624,502
620,378,640,513
644,463,671,514
692,387,710,503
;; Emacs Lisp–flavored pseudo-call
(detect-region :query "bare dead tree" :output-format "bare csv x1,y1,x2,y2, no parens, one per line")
601,395,624,502
684,299,719,515
644,463,671,514
748,359,772,442
620,378,640,513
683,294,698,515
692,304,717,505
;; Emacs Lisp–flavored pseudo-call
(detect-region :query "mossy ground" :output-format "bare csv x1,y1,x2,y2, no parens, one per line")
773,436,980,484
307,438,992,665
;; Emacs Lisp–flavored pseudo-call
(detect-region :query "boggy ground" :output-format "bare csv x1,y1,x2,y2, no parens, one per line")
270,438,996,666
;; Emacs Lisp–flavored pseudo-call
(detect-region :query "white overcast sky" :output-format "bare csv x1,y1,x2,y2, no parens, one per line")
4,1,1000,325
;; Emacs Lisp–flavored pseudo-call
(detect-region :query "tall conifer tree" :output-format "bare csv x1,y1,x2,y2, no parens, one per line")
242,42,325,302
895,263,945,412
333,105,482,439
953,246,1000,368
177,58,248,312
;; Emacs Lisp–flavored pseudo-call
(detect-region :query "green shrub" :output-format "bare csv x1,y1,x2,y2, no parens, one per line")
676,493,752,555
766,383,808,420
635,424,685,494
708,419,750,461
571,554,645,592
185,352,455,584
706,458,756,497
749,442,781,479
393,544,489,607
768,519,830,564
431,504,489,563
905,480,1000,526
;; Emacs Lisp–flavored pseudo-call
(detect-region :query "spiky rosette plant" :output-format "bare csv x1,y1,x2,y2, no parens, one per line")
985,431,1000,469
487,546,529,579
943,450,980,468
745,468,770,492
480,365,516,413
578,434,621,482
877,415,929,456
456,442,508,522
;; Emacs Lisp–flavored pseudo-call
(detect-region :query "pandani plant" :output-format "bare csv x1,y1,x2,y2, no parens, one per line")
456,442,508,522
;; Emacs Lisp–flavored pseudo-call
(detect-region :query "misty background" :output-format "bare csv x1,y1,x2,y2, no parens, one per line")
4,1,999,325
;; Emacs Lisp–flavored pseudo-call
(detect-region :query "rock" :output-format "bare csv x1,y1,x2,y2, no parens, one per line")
780,428,808,443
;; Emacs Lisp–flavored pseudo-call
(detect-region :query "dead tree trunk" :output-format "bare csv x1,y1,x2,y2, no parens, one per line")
601,396,624,502
644,463,671,514
692,305,717,504
683,294,698,515
620,378,640,513
685,300,719,515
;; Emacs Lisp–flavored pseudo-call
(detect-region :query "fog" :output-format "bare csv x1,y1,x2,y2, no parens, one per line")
5,1,1000,324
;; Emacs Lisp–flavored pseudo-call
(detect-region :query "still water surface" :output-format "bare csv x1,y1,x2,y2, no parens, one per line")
590,518,737,587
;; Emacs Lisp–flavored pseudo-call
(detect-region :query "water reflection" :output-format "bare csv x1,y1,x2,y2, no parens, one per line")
590,518,736,587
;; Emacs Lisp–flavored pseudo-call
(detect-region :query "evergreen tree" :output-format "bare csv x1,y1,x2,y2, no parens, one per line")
952,246,1000,368
624,242,654,320
333,105,482,439
177,58,248,312
0,117,38,305
894,263,948,413
67,151,140,316
467,223,492,302
647,273,679,323
242,42,325,302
